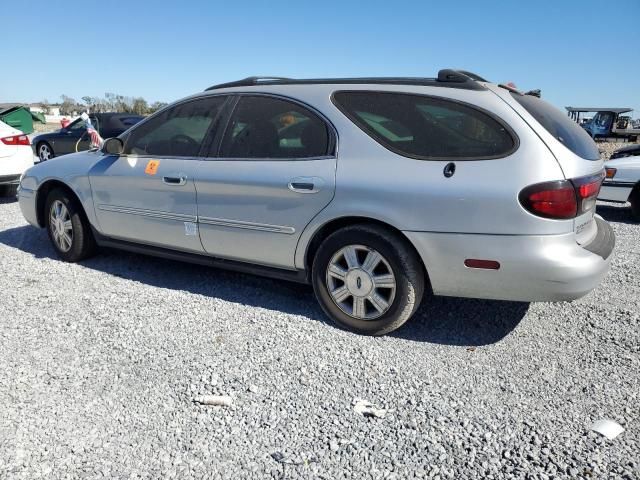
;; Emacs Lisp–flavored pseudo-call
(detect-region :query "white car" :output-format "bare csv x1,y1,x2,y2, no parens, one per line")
0,120,33,196
599,154,640,221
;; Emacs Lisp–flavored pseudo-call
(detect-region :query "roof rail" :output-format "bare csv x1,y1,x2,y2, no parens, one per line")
437,69,488,83
206,76,293,91
204,70,488,92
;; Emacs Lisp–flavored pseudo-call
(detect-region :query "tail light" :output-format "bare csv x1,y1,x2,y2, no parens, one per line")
605,168,616,179
1,134,31,146
519,171,605,220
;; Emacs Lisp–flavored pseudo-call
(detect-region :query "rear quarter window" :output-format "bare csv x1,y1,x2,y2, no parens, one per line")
509,92,600,160
332,91,517,160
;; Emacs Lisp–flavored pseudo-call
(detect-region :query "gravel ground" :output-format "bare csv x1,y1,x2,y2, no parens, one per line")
0,197,638,479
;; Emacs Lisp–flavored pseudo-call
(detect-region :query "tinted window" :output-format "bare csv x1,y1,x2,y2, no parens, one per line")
333,91,515,159
221,96,330,159
124,97,226,157
119,116,144,127
67,119,87,131
510,93,600,160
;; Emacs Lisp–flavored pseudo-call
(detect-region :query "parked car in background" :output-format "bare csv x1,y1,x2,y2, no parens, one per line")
0,120,33,196
17,70,614,335
32,113,144,162
599,152,640,220
609,143,640,160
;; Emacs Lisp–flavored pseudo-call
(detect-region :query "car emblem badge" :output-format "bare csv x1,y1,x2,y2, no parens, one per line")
357,276,362,289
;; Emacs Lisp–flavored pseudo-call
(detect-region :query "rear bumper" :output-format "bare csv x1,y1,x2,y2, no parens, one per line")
404,216,614,302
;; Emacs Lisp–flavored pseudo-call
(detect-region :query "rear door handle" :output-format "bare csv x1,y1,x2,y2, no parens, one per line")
288,176,323,194
163,174,187,186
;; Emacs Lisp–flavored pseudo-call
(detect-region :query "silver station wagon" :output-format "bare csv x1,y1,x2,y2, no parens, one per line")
18,70,615,335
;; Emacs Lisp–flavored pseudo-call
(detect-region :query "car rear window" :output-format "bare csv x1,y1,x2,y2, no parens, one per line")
332,91,516,160
509,92,600,160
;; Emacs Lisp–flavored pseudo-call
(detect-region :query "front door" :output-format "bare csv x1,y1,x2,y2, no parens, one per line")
88,96,229,253
195,94,337,269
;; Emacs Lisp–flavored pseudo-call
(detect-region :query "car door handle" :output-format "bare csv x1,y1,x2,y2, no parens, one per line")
163,175,187,186
288,177,322,194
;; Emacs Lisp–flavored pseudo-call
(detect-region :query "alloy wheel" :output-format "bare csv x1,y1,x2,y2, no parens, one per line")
49,200,73,252
326,244,396,320
39,144,51,161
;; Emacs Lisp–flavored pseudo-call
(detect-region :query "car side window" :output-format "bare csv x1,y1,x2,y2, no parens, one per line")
333,91,516,160
67,119,87,131
123,97,227,157
220,96,330,159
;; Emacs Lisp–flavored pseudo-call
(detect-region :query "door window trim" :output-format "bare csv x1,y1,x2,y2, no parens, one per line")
331,90,519,161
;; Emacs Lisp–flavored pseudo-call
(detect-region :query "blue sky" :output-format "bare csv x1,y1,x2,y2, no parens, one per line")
2,0,639,113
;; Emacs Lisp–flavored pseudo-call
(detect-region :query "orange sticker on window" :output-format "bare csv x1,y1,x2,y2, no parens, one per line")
145,160,160,175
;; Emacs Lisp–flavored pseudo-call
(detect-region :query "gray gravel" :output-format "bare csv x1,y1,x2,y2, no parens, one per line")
0,196,638,479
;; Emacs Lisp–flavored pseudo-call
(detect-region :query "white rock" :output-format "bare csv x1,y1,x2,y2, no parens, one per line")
590,419,624,440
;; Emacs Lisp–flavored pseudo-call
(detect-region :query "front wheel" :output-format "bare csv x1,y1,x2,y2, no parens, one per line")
45,189,96,262
312,224,425,335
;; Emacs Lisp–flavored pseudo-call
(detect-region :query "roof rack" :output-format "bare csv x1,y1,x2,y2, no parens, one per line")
206,77,293,90
205,69,488,91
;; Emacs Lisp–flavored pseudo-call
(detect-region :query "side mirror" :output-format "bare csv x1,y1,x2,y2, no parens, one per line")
103,137,124,155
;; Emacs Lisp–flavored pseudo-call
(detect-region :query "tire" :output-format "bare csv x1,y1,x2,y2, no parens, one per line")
45,188,97,262
630,189,640,222
311,224,425,335
37,142,54,162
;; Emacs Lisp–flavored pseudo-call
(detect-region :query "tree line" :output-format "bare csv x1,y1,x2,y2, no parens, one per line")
39,94,169,116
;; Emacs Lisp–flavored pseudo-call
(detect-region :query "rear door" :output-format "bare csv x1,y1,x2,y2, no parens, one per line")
89,96,229,252
195,94,337,269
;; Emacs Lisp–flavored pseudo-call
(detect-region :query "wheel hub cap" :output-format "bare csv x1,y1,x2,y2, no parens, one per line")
326,244,397,320
345,269,373,296
49,200,73,252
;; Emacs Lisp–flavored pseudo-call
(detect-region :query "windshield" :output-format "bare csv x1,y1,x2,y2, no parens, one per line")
510,93,600,160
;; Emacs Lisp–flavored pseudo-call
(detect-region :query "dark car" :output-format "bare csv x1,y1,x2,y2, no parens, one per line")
610,143,640,160
33,113,144,162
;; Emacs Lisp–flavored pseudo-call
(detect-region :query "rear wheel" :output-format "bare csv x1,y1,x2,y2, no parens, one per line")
312,224,425,335
38,142,53,162
45,189,96,261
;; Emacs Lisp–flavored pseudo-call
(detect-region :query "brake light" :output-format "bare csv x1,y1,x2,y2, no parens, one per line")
519,180,577,219
519,172,605,220
1,134,30,146
573,172,604,213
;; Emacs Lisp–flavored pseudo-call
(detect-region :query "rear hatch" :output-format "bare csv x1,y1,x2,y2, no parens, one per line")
490,85,605,245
